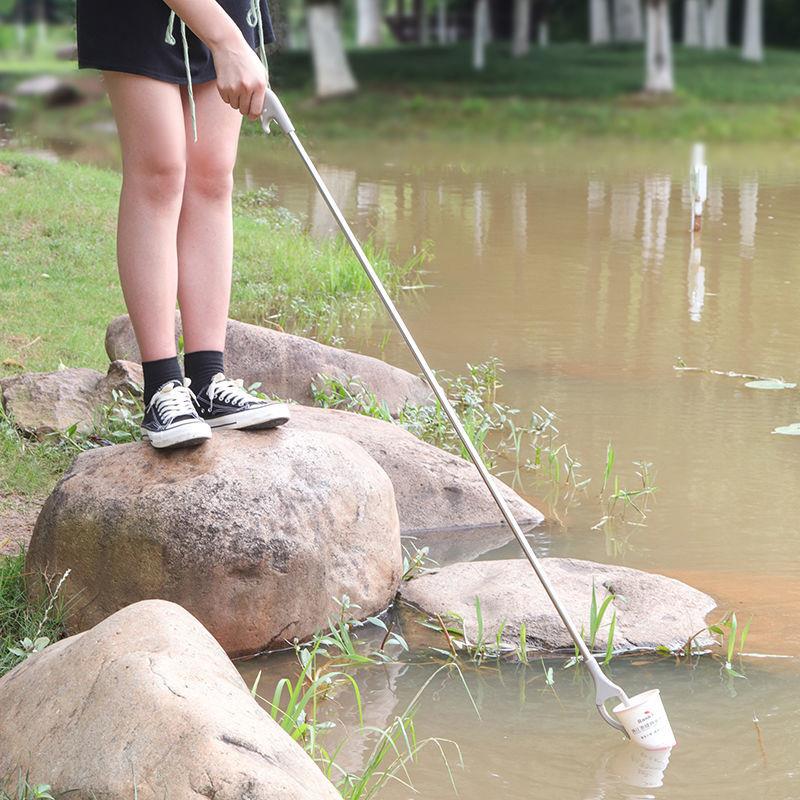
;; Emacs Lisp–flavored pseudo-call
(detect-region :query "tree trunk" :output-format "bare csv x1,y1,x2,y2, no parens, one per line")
419,0,431,43
436,0,447,43
589,0,611,44
267,0,290,51
472,0,488,70
614,0,643,42
512,0,531,56
704,0,728,48
683,0,702,46
714,0,729,46
307,3,358,98
741,0,763,62
357,0,382,46
537,19,549,46
35,0,47,46
15,0,26,50
644,0,674,93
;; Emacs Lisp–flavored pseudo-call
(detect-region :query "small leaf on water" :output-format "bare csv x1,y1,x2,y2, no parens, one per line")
772,423,800,436
745,379,797,390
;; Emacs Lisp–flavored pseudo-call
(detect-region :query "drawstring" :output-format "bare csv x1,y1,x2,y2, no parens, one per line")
165,11,197,142
164,3,270,143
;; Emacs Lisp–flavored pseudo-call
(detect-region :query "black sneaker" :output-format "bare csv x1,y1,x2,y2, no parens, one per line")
194,373,290,430
141,379,212,449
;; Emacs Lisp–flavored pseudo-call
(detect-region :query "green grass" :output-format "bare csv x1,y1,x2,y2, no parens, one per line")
0,153,420,379
5,41,800,143
272,42,800,104
253,43,800,142
0,549,66,678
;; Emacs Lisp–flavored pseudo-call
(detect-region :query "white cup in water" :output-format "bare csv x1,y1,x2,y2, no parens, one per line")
612,689,677,750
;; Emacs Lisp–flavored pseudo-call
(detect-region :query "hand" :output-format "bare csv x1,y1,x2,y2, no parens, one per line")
211,36,267,121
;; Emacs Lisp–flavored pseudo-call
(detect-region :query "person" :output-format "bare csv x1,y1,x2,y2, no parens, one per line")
76,0,290,449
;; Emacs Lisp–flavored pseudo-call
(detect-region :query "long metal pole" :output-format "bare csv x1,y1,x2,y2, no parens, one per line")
262,92,630,731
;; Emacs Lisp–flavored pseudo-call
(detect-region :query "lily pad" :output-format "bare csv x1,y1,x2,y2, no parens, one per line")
745,379,797,390
772,423,800,436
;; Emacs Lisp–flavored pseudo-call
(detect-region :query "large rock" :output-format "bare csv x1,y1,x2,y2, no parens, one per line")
26,427,402,656
0,360,142,439
399,559,717,654
0,600,341,799
105,313,431,414
13,74,83,107
289,405,543,536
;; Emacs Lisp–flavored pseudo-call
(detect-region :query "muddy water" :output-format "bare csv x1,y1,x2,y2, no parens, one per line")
43,121,800,795
230,138,800,798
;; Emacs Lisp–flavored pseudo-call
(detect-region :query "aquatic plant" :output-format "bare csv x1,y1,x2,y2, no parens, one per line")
400,541,435,582
708,612,751,679
591,456,657,543
321,668,464,800
564,581,617,669
312,358,524,467
252,612,469,799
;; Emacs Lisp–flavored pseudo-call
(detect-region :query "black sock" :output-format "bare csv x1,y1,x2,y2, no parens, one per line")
184,350,225,393
142,356,183,405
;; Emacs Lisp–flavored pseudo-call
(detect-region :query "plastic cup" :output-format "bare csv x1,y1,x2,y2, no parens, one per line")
612,689,676,750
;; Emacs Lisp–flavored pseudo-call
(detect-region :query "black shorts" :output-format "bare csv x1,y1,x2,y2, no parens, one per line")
76,0,275,85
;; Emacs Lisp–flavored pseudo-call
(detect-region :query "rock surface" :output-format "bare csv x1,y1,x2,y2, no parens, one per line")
26,426,402,656
399,559,717,654
289,405,543,535
13,74,82,107
0,600,341,800
106,313,431,414
0,360,142,438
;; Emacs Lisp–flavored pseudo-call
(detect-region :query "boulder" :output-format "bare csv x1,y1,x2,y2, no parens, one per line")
0,600,341,800
26,427,402,656
289,405,543,535
0,360,142,438
399,559,717,654
55,43,78,61
13,75,82,107
105,313,432,414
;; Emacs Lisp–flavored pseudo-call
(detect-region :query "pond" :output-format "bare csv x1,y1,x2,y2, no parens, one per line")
32,120,800,796
231,136,800,798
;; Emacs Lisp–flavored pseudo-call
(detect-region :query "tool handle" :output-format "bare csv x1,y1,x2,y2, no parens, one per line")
260,89,295,135
262,91,632,736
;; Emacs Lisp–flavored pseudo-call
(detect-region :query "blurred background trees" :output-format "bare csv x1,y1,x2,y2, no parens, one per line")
1,0,791,98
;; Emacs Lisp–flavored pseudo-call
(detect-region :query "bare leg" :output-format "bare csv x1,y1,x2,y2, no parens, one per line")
177,80,244,354
103,72,187,361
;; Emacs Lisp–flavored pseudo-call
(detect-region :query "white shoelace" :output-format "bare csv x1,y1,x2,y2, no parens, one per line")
147,379,198,425
206,373,262,411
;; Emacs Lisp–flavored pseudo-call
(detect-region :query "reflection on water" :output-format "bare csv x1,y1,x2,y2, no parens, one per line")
38,125,800,797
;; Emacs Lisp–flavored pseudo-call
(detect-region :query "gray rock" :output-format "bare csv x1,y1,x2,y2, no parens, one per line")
0,360,142,438
105,313,432,414
26,427,402,656
55,43,78,61
13,75,82,107
0,600,341,799
399,558,717,654
289,405,543,536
